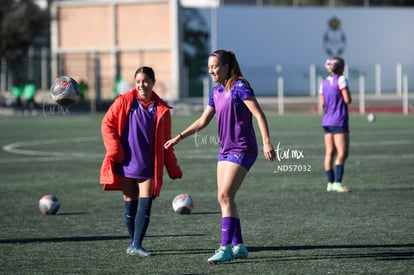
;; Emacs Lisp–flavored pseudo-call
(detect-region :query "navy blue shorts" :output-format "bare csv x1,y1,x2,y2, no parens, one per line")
218,153,257,171
323,126,349,134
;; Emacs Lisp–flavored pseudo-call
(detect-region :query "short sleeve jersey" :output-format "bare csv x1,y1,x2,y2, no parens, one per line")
115,97,156,179
208,80,258,157
319,74,349,129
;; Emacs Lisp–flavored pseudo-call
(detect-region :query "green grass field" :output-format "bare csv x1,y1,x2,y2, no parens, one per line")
0,112,413,274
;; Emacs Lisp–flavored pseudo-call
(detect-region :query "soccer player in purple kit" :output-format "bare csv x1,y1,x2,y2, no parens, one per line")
164,50,276,264
100,66,182,257
319,57,352,193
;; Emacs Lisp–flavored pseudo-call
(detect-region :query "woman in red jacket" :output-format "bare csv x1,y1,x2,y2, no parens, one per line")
100,66,182,257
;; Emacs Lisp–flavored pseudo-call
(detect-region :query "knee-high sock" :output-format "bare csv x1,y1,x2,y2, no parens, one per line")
221,217,236,247
232,218,244,246
326,169,334,183
334,165,344,183
124,200,138,242
132,198,153,248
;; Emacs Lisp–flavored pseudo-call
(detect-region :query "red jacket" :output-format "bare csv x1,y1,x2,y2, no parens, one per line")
100,89,182,197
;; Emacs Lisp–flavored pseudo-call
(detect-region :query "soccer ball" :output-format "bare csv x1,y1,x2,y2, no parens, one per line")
367,113,376,123
39,194,60,215
172,194,194,214
50,76,80,106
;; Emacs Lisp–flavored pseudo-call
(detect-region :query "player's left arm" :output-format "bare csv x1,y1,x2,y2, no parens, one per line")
341,88,352,104
244,97,276,163
338,76,352,104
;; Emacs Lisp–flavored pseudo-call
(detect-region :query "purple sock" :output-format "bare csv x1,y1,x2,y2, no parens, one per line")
221,217,236,246
232,218,244,246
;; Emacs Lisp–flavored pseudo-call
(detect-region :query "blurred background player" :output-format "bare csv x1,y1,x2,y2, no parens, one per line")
114,75,132,96
319,57,352,193
22,79,37,115
10,79,24,110
100,66,182,257
165,50,276,264
78,79,88,102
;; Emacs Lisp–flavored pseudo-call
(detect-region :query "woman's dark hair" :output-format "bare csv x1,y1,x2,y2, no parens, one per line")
210,50,250,91
134,66,155,81
331,56,345,74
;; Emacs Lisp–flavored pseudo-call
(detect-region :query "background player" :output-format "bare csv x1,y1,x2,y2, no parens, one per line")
319,57,352,193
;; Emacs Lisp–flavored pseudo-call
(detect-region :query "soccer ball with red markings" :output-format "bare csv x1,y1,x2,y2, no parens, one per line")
39,194,60,215
172,194,194,214
50,76,80,106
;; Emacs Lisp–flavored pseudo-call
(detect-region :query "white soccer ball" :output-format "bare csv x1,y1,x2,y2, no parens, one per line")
367,113,376,123
39,194,60,215
50,76,80,106
172,194,194,214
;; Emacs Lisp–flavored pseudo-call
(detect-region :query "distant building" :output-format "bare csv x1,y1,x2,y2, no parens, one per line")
50,0,181,100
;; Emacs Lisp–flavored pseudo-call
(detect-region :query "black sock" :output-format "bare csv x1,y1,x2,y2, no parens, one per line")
132,198,153,248
326,169,334,183
335,165,344,183
124,200,138,242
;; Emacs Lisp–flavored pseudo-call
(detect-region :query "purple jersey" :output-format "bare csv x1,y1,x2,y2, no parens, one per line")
115,98,156,179
208,80,258,157
319,74,349,129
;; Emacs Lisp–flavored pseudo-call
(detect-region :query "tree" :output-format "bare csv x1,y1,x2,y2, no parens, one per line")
0,0,50,82
181,8,210,97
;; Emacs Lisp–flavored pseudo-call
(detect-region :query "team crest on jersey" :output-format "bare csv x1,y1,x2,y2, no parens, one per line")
323,17,346,56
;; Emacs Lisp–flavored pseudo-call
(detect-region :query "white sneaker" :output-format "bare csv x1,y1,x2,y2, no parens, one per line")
331,182,349,193
232,244,248,259
207,245,233,264
126,246,152,257
326,182,334,192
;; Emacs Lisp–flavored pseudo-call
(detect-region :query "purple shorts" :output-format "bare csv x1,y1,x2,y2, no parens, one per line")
218,153,257,171
323,126,349,134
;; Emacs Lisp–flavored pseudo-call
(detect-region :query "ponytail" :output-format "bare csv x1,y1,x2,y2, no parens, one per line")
211,50,250,91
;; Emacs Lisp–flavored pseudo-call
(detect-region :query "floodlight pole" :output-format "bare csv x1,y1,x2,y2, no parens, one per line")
359,75,365,115
375,63,381,96
396,63,402,96
211,6,217,51
402,74,408,115
203,77,209,107
278,76,284,115
310,64,316,97
0,58,6,92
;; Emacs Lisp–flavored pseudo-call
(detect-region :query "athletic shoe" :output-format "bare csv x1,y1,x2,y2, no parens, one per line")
126,246,152,257
326,182,334,192
232,244,248,259
207,245,233,264
331,182,349,193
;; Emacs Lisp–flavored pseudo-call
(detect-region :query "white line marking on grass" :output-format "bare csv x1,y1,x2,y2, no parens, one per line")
2,137,104,159
270,129,414,137
293,153,414,160
0,156,89,163
2,136,412,164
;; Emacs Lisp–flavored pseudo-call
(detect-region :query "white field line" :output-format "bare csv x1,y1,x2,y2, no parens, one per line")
2,137,103,159
269,129,414,137
1,136,413,163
